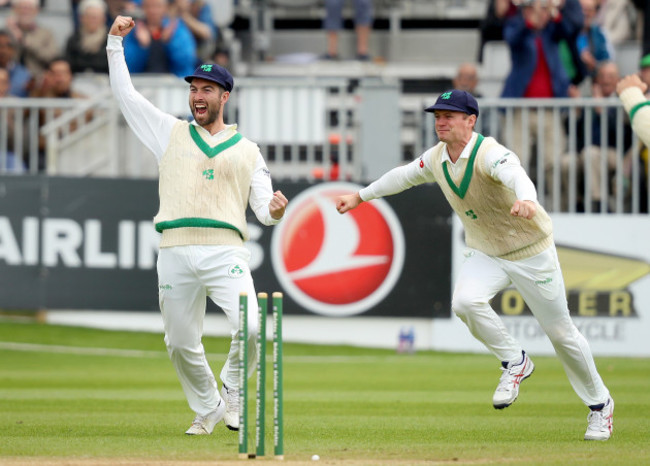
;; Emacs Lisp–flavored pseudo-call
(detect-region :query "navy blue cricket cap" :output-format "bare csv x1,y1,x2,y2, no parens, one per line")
425,89,479,117
184,63,234,92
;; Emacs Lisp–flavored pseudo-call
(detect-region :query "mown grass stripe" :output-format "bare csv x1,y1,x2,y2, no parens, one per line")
0,341,417,363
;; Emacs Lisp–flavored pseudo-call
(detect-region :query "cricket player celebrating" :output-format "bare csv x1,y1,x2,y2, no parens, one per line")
617,73,650,147
107,16,288,435
336,90,614,441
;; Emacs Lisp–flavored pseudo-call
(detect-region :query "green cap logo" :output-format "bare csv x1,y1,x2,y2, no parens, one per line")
440,91,452,100
200,64,213,72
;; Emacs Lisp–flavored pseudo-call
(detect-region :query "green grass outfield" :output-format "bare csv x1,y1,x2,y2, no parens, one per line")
0,320,649,465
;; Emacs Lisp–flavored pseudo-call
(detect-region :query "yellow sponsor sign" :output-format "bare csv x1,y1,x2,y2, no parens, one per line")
493,246,650,318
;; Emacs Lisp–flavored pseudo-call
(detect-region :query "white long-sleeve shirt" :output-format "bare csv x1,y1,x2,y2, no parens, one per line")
106,34,280,226
360,132,538,203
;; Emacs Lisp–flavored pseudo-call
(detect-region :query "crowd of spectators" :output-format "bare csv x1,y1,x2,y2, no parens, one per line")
1,0,223,92
0,0,647,211
473,0,645,211
1,0,225,173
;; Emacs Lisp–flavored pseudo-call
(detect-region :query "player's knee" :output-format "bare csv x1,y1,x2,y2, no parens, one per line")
545,325,573,348
452,292,485,321
165,342,197,363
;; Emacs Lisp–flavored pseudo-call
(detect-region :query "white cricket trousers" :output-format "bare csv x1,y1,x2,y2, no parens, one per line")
157,245,259,416
452,245,610,407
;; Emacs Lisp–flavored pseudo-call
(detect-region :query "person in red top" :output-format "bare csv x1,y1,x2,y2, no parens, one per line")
500,0,584,204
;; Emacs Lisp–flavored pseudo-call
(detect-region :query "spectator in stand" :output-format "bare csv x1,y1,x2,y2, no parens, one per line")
31,57,87,99
122,0,197,77
0,29,32,97
211,44,230,71
564,61,632,212
65,0,109,74
501,0,584,191
4,0,60,79
453,63,482,97
0,67,9,95
104,0,139,28
323,0,373,61
577,0,614,78
478,0,517,62
637,0,649,64
169,0,216,63
0,66,25,173
595,0,639,45
29,57,88,170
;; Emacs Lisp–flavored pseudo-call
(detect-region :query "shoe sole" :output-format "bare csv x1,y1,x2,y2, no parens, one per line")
493,366,535,410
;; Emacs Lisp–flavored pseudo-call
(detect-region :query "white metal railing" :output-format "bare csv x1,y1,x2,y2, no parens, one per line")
41,88,117,176
125,75,354,180
2,86,648,214
0,97,81,173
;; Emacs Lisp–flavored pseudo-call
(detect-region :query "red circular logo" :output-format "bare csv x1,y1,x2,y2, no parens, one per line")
271,182,405,316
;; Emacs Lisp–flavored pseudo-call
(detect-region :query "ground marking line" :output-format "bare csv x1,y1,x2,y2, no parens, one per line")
0,341,167,358
0,341,419,363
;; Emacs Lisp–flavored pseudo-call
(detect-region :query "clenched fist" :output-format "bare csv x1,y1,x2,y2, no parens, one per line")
109,16,136,37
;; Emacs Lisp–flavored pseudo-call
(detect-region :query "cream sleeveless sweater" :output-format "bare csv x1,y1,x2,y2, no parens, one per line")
429,135,553,261
153,121,259,248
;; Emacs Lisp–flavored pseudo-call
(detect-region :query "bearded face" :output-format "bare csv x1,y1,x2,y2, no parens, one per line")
188,78,226,128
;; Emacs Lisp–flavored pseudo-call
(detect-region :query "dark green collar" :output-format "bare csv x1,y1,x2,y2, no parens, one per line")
442,133,484,199
189,125,243,158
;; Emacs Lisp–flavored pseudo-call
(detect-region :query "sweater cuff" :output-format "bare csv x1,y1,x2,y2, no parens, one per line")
618,87,647,115
358,187,374,202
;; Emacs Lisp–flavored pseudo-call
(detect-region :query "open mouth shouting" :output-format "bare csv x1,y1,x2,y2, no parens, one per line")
194,102,208,117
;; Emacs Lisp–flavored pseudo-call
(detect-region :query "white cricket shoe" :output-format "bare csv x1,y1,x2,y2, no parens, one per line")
221,384,240,431
493,352,535,409
585,397,614,441
185,400,226,435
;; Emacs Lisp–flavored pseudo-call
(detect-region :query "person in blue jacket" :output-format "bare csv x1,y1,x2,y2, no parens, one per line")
500,0,584,202
576,0,613,78
123,0,197,78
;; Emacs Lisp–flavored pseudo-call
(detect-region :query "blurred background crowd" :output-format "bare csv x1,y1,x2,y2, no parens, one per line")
0,0,649,212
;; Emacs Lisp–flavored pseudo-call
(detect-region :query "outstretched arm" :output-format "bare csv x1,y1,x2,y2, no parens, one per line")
107,16,179,162
337,151,436,214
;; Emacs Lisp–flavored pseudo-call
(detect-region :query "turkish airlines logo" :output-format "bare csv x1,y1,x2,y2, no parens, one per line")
271,182,405,316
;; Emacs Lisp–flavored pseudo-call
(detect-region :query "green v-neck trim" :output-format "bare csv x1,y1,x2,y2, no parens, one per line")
442,133,484,199
189,125,243,158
